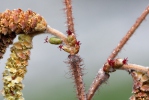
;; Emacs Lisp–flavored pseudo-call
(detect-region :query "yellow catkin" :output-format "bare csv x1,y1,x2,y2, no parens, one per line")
2,34,33,100
0,8,47,59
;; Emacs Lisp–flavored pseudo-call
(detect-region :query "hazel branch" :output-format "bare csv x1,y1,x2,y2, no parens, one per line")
64,0,75,34
121,64,149,74
66,55,86,100
46,25,68,44
108,6,149,59
103,58,149,74
63,0,86,100
87,5,149,100
87,69,109,100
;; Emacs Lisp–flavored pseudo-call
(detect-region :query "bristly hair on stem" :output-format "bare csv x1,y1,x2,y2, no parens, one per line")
64,0,75,34
108,6,149,60
87,69,110,100
63,0,86,100
65,55,86,100
87,5,149,100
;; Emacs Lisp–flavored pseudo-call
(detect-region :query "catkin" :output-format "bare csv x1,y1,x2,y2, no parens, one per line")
2,34,33,100
0,9,47,59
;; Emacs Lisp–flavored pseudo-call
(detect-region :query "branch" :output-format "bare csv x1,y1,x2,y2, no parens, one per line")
63,0,86,100
87,5,149,100
108,6,149,60
64,0,75,34
87,69,109,100
121,64,149,74
46,25,68,44
66,55,86,100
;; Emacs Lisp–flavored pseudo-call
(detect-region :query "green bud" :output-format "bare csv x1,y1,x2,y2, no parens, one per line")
49,37,62,45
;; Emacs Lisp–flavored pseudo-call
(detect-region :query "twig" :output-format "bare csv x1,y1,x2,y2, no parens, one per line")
121,64,149,74
63,0,86,100
67,55,87,100
87,5,149,100
46,25,68,44
87,69,109,100
108,6,149,59
64,0,75,34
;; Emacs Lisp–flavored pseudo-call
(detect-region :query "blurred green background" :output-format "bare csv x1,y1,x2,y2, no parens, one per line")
0,0,149,100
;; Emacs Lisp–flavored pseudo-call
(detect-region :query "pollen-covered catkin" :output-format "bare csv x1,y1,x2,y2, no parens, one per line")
0,9,47,34
130,71,149,100
2,34,33,100
0,9,47,59
0,33,16,58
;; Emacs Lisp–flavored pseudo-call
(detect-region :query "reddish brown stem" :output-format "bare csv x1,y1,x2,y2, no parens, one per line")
64,0,75,34
66,55,86,100
87,69,109,100
108,6,149,59
64,1,85,100
87,6,149,100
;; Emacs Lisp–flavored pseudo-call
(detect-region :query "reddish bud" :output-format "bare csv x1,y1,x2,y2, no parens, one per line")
108,59,115,66
123,57,128,65
58,45,63,51
103,62,111,72
76,41,81,45
66,30,72,35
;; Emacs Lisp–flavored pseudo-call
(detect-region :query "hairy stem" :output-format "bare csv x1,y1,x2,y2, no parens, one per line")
108,6,149,59
87,5,149,100
67,55,86,100
63,0,85,99
87,69,109,100
64,0,75,34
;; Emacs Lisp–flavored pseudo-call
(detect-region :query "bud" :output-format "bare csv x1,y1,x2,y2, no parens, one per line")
67,34,77,46
49,37,62,45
